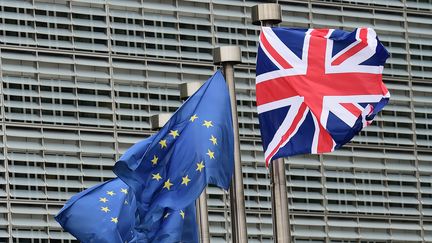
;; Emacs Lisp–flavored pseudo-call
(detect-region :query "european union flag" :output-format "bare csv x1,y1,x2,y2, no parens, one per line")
56,70,233,242
113,70,234,234
55,178,198,242
145,202,198,242
55,178,137,242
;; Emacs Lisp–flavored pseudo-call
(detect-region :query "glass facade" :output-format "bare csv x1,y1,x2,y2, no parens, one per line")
0,0,431,242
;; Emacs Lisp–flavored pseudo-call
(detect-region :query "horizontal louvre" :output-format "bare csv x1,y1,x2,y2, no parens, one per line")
0,0,430,242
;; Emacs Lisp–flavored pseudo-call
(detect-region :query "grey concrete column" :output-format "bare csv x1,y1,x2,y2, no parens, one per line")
252,3,291,243
214,46,248,243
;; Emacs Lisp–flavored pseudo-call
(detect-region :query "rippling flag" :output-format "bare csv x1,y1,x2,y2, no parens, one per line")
55,178,198,242
56,70,232,242
55,178,137,242
144,201,198,242
113,70,234,239
256,27,390,166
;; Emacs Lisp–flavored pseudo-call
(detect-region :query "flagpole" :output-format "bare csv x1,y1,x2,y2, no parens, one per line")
214,46,248,243
180,82,211,243
252,3,291,243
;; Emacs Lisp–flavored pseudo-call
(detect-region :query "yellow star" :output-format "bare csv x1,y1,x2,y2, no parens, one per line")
203,120,213,128
152,173,162,181
99,197,108,203
206,149,215,159
181,175,191,186
159,139,167,148
190,114,198,122
164,212,170,219
111,217,118,223
120,188,128,194
196,161,205,172
209,135,217,145
107,191,115,196
101,206,110,213
163,179,173,190
151,155,159,165
124,200,128,205
169,130,179,139
180,210,185,219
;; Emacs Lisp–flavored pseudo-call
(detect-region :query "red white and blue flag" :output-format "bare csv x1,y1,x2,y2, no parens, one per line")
256,27,390,166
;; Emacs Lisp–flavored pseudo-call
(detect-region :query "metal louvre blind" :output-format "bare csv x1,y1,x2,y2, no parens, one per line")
0,0,430,242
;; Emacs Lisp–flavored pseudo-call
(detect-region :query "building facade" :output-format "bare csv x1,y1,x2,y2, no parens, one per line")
0,0,431,242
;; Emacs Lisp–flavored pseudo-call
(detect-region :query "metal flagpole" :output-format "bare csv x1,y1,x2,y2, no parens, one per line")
180,82,211,243
252,3,291,243
196,192,210,243
213,46,248,243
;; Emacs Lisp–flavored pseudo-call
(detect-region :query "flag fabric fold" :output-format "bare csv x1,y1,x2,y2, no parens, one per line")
55,178,198,243
56,70,233,242
55,178,138,243
142,202,198,242
113,70,234,213
256,27,390,166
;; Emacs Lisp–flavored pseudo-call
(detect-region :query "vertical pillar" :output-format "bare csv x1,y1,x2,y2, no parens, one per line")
214,46,248,243
270,158,290,242
252,3,291,243
180,82,210,243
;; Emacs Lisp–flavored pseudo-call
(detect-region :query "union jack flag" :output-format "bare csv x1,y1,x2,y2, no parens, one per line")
256,27,390,166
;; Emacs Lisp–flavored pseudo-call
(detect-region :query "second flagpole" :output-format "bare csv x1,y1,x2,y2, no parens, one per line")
214,46,248,243
252,3,291,243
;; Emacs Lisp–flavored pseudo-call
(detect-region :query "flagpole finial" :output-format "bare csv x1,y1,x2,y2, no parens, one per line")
251,3,282,26
213,45,248,243
213,46,242,65
151,113,171,129
180,82,202,100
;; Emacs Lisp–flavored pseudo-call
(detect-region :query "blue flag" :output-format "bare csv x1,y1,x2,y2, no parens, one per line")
113,70,234,235
146,202,198,242
55,178,137,242
55,178,198,242
55,70,233,242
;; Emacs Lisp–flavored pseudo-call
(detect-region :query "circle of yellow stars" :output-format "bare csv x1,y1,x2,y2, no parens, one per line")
146,113,219,223
94,113,221,225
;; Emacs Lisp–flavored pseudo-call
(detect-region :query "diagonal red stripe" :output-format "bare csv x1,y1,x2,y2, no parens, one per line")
331,28,368,66
341,103,362,117
260,31,293,69
265,103,308,166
